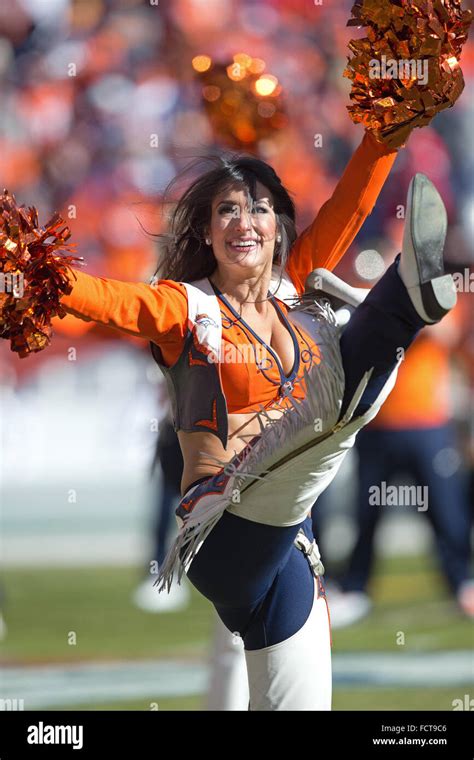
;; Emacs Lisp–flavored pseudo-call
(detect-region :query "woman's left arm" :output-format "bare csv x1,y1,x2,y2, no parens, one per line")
286,130,399,295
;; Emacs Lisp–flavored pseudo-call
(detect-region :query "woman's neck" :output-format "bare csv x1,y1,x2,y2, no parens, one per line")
210,265,273,313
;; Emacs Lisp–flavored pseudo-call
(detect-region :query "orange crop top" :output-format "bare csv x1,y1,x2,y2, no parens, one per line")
207,281,319,413
60,131,397,434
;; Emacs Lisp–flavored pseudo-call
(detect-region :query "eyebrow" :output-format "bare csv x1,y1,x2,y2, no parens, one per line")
215,198,273,206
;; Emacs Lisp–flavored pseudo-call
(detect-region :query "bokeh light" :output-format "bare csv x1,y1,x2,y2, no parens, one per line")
254,74,278,96
192,55,212,72
354,249,386,281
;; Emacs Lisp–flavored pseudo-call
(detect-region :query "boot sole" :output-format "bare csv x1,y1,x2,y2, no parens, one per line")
408,174,456,320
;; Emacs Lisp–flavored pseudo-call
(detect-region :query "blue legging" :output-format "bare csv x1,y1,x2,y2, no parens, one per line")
186,260,426,649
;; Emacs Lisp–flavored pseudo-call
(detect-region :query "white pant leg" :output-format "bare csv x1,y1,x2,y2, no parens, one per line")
244,577,332,711
227,366,398,527
206,615,250,711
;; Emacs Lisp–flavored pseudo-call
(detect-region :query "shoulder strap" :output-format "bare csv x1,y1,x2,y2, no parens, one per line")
182,278,223,361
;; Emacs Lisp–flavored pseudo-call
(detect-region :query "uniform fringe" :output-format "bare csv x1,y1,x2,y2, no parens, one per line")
155,296,347,593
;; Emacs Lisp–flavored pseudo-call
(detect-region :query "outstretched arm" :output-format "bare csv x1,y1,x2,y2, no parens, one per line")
286,130,399,295
60,267,188,365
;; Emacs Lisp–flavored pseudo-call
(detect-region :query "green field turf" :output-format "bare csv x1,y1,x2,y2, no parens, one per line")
1,553,472,710
50,688,468,712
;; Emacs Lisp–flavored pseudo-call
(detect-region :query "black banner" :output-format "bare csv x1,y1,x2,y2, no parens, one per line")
0,709,472,757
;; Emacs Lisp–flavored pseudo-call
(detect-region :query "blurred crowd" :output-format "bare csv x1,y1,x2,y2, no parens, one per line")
1,0,472,370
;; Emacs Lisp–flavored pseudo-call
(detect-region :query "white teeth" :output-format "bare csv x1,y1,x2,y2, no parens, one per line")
229,241,258,247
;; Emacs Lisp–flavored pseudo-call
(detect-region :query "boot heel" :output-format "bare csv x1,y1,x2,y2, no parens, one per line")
420,275,457,320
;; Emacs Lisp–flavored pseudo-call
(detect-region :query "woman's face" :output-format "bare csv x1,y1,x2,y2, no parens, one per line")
207,181,278,273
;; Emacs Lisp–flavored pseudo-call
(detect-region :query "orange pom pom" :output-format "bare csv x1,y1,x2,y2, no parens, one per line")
344,0,472,148
0,190,83,357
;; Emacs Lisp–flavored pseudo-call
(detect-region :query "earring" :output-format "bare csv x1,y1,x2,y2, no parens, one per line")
276,234,282,243
205,237,211,246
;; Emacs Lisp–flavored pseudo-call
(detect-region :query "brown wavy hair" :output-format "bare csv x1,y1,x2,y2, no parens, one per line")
153,152,297,283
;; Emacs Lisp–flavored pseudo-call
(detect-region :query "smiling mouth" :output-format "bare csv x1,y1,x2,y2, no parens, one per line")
226,240,259,252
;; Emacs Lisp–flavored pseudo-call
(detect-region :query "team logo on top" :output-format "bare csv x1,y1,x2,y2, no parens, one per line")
195,313,219,329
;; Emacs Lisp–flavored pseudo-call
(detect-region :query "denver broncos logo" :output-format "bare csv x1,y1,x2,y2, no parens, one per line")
188,313,221,363
195,313,219,329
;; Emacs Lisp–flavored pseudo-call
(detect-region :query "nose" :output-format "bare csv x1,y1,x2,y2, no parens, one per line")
234,206,253,232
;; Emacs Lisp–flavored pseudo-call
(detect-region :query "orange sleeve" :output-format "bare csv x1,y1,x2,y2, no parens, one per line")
286,131,399,294
60,267,188,363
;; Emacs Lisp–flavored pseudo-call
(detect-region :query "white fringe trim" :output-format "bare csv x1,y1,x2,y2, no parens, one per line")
155,297,349,594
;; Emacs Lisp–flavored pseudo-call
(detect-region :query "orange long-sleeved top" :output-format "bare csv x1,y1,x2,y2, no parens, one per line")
61,131,398,411
286,131,397,294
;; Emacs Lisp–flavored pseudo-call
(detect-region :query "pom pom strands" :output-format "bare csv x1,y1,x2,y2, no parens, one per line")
0,190,82,357
344,0,472,148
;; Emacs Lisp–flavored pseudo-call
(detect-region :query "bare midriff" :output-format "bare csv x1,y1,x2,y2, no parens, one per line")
178,406,286,496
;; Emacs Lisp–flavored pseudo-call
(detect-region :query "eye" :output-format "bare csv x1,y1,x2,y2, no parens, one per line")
255,205,268,213
218,204,237,215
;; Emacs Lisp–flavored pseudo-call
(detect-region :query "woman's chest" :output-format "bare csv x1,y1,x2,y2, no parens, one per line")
233,307,297,376
218,308,323,412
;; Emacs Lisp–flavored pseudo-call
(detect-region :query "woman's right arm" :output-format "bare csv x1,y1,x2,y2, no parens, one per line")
61,268,188,363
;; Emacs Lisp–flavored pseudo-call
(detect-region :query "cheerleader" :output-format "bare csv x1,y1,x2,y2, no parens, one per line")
58,155,455,709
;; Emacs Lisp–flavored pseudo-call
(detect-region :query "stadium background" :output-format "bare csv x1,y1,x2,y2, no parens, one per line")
0,0,473,710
